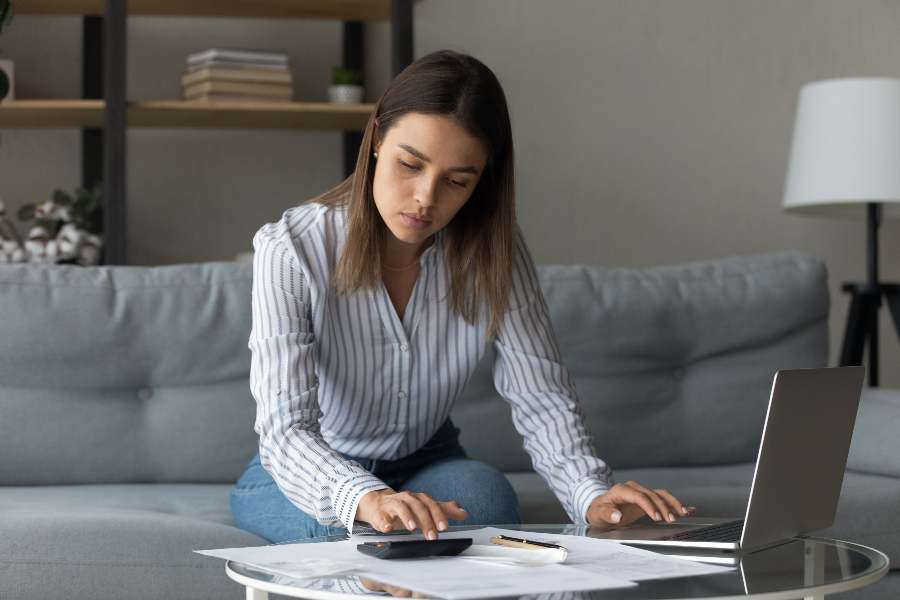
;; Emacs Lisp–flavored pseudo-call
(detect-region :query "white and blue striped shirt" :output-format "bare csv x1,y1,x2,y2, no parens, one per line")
249,202,612,531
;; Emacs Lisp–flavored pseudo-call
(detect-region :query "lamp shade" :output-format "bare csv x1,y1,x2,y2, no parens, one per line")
783,77,900,219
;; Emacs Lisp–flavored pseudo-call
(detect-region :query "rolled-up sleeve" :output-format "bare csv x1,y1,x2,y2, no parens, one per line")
491,231,613,524
249,224,388,531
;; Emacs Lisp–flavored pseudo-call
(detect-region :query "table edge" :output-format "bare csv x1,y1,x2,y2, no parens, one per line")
223,536,892,600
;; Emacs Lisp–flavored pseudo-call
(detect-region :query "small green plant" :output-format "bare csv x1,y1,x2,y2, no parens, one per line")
332,66,363,86
0,1,13,35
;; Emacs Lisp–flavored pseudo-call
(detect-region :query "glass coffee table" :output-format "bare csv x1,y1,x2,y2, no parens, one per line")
225,523,889,600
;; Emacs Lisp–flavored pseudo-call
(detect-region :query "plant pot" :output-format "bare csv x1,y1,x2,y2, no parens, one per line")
0,58,14,103
328,84,363,104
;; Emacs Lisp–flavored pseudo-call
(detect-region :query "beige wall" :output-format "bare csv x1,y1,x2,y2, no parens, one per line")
1,0,899,384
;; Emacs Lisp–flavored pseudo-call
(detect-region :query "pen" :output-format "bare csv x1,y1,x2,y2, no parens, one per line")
490,534,566,551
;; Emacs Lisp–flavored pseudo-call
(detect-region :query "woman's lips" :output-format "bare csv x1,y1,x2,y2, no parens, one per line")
400,213,431,229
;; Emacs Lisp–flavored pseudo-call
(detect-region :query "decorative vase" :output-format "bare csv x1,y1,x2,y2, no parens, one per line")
0,58,13,103
328,84,363,104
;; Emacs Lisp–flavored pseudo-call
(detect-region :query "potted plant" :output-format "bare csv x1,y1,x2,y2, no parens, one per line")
0,0,14,103
0,184,104,265
328,66,364,104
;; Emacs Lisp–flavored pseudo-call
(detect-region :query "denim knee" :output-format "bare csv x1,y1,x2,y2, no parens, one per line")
458,461,521,526
230,453,345,543
401,458,521,527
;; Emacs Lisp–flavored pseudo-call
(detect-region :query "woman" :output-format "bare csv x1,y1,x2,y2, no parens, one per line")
230,49,693,545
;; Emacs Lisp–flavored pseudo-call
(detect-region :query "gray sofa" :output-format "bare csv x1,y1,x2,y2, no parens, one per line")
0,250,897,599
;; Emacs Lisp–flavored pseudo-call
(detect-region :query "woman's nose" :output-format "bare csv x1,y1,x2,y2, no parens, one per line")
414,179,438,207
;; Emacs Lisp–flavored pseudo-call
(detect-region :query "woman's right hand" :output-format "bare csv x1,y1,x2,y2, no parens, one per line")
356,489,468,539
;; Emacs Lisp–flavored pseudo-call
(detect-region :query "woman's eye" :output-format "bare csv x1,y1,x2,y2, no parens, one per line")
399,159,465,188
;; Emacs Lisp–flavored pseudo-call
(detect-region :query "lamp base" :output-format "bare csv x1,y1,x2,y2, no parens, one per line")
839,282,900,387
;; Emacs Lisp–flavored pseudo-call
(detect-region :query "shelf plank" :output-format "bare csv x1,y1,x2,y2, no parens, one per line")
15,0,390,20
130,100,374,129
0,100,104,127
0,99,374,129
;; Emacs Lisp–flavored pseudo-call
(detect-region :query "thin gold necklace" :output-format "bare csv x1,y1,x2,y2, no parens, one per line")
382,235,434,271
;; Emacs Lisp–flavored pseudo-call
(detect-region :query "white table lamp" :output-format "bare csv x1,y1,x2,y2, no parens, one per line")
783,77,900,386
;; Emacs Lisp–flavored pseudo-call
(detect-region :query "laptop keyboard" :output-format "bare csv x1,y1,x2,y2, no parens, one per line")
659,519,744,543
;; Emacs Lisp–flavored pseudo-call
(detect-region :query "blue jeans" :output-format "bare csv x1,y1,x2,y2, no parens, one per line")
230,419,521,544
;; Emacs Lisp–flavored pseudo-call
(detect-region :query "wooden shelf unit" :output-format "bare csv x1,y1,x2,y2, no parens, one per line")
3,0,414,264
0,100,376,129
14,0,391,20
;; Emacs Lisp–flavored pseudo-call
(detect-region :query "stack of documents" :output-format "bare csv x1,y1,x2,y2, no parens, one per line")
197,527,734,599
182,48,293,103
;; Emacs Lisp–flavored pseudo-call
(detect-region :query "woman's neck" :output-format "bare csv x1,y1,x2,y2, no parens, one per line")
382,234,434,270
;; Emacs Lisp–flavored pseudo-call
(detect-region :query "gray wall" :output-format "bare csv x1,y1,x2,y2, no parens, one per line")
1,0,898,385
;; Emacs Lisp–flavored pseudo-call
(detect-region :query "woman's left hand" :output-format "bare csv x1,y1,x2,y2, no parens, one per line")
586,481,696,527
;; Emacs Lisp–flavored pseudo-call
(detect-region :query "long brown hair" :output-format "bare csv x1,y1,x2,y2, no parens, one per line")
311,49,515,339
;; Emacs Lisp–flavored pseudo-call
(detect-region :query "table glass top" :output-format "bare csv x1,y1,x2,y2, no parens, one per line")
226,523,889,599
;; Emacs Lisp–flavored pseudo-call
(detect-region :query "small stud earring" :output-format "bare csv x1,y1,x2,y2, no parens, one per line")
373,151,379,159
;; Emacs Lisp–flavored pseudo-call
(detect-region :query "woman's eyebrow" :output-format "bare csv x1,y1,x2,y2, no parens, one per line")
398,144,480,174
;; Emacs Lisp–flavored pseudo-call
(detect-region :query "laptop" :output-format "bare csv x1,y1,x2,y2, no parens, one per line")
586,366,866,554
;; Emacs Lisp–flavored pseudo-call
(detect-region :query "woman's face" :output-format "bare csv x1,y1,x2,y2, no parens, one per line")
372,112,488,247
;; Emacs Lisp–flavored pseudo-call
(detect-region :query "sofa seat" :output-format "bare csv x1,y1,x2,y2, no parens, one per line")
0,484,264,600
1,472,896,600
511,463,900,565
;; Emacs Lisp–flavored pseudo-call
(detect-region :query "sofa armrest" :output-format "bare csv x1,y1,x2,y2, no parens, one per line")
846,387,900,478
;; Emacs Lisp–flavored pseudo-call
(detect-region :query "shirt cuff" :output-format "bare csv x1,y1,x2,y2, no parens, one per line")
572,478,611,524
332,471,390,534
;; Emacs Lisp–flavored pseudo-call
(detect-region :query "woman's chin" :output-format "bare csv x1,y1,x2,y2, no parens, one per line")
387,224,431,245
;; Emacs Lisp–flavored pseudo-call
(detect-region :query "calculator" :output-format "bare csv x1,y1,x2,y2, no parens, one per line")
356,538,473,559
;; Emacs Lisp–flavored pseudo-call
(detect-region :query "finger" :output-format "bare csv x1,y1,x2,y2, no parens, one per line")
397,492,439,539
359,577,383,592
654,488,689,517
385,498,419,533
415,492,450,531
385,585,412,598
590,502,625,525
360,577,412,597
616,485,664,522
369,510,395,533
439,499,469,521
624,481,671,522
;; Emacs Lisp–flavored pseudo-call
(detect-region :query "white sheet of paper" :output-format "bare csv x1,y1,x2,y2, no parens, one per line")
361,561,634,599
235,558,360,580
197,533,635,598
196,525,734,599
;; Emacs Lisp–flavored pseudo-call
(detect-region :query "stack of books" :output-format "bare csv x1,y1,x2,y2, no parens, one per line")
182,48,293,103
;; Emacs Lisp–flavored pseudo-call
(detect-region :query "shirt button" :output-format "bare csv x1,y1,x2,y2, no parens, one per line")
400,344,408,352
398,391,407,399
137,387,153,401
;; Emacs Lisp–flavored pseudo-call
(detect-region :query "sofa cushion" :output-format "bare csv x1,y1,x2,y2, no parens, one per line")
847,387,900,478
454,251,829,471
0,484,265,600
0,263,259,485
